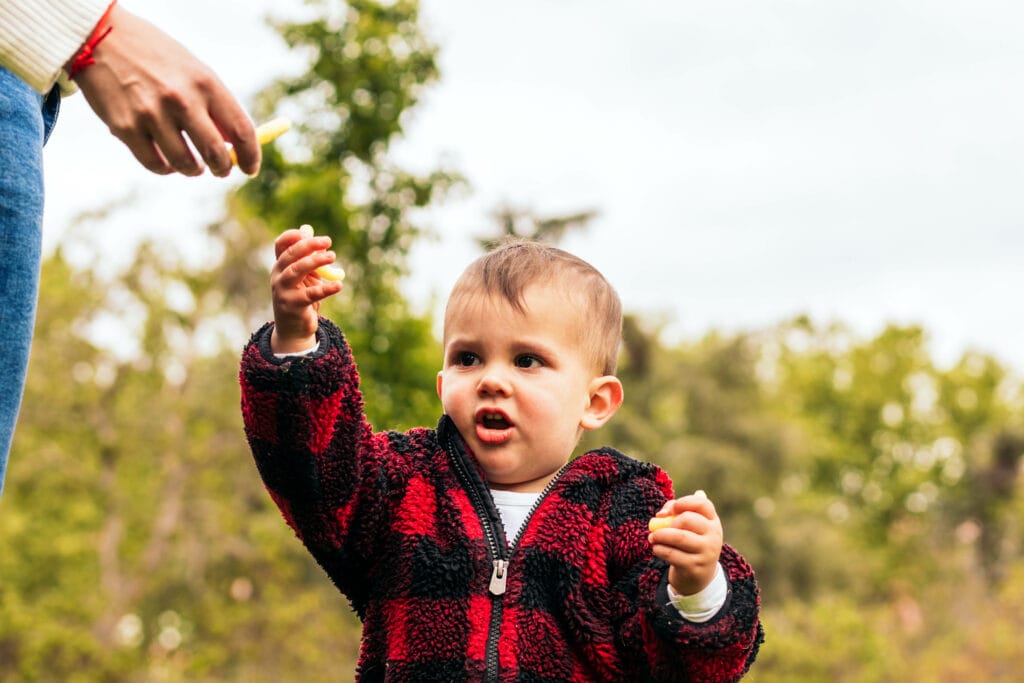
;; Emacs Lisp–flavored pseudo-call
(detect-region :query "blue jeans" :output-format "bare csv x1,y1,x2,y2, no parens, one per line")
0,67,61,496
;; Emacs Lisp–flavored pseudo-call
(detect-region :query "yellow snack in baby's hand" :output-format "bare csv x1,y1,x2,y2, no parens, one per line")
297,224,346,282
648,490,707,532
314,264,346,281
648,516,672,532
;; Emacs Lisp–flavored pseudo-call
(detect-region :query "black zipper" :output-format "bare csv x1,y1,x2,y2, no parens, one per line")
443,424,571,682
444,428,506,681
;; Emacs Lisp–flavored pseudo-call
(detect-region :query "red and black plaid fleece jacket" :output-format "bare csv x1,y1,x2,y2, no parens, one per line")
240,319,763,682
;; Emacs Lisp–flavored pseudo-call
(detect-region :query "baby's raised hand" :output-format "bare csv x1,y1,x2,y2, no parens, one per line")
270,225,344,354
648,490,724,596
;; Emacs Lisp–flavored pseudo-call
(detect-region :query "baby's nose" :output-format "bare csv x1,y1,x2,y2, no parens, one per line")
476,367,512,396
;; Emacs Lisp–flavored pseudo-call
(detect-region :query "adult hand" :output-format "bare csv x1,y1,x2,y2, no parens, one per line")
72,5,261,177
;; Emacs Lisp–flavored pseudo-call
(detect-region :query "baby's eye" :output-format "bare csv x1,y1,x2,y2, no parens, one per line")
514,355,543,369
456,352,480,367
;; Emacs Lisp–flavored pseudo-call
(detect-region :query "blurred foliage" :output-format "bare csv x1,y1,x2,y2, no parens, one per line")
1,232,362,681
2,0,1024,680
476,206,598,252
235,0,457,430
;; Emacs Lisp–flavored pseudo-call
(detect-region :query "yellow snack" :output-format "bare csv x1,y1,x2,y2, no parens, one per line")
649,491,707,532
230,117,292,166
315,264,346,281
297,224,346,282
648,516,672,532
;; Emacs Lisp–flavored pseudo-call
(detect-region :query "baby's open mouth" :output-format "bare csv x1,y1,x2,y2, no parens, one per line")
475,410,514,445
480,412,511,430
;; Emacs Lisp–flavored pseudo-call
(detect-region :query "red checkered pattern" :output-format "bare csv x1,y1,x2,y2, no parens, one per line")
241,319,763,682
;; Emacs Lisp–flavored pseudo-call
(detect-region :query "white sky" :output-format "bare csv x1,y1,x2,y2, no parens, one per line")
43,0,1024,370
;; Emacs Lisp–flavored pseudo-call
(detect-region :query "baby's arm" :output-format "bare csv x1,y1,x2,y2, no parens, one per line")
240,316,388,606
610,476,761,681
648,490,723,597
270,225,344,353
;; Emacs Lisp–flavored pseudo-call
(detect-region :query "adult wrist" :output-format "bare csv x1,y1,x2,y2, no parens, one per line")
0,0,111,93
65,1,118,80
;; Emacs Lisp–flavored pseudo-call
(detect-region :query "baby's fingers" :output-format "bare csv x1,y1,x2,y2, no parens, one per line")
649,511,712,540
650,489,715,531
275,227,331,262
274,277,343,320
280,250,337,285
277,225,346,283
274,228,305,258
650,534,712,564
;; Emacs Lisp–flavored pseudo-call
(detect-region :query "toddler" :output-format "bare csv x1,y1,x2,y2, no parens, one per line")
240,228,763,681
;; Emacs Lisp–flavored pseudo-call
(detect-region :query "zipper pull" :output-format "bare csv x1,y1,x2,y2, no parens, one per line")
489,559,508,596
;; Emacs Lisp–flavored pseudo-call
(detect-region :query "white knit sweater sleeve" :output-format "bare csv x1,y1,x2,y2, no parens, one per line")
0,0,111,93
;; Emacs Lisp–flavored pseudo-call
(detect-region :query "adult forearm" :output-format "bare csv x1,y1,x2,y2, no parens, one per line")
0,0,110,93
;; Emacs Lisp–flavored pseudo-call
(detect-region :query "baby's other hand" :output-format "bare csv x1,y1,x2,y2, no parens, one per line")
270,225,344,353
648,489,723,596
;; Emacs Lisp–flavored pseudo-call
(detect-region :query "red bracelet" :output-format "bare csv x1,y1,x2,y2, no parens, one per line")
67,1,118,79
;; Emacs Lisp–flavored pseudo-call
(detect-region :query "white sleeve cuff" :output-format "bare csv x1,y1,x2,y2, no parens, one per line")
0,0,111,93
273,341,320,358
666,563,728,623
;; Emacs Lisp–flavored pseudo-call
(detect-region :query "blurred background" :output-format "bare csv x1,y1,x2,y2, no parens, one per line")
2,0,1023,680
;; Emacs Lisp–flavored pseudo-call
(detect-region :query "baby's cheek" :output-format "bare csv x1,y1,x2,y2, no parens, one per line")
439,380,470,417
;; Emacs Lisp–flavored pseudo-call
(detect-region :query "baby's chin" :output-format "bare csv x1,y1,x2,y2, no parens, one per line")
485,469,561,494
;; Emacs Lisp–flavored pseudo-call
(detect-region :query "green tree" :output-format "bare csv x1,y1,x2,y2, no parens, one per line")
766,317,1024,590
235,0,460,429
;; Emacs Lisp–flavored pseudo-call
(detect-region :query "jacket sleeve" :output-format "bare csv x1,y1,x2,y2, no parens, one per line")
239,318,396,613
610,468,764,682
0,0,110,93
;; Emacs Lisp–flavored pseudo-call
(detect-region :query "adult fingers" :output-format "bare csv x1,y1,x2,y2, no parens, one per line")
208,95,260,175
149,123,203,176
120,92,203,176
183,73,258,177
180,110,234,178
113,127,174,175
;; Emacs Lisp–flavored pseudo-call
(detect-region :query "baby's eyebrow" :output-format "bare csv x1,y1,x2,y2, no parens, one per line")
444,336,480,350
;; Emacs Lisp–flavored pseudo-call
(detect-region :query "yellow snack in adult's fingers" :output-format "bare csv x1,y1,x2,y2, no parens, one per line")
230,117,291,166
255,117,292,144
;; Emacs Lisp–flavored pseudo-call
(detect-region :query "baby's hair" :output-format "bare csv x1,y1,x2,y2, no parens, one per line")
445,238,622,375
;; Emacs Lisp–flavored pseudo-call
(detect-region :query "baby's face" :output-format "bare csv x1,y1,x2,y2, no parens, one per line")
437,285,601,493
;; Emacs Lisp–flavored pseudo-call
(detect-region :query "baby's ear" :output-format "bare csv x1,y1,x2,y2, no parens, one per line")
436,371,444,401
580,376,624,431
